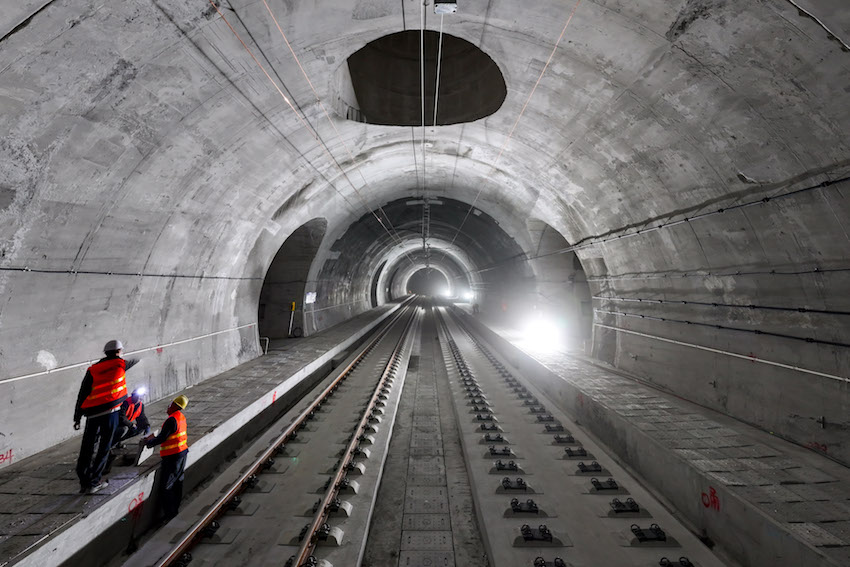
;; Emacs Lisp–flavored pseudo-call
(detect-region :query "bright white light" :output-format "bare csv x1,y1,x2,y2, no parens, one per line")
135,386,147,396
462,291,474,302
440,289,452,298
519,314,564,354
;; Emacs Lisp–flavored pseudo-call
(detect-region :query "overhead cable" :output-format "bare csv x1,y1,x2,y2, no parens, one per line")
260,0,413,262
450,0,583,244
208,1,412,263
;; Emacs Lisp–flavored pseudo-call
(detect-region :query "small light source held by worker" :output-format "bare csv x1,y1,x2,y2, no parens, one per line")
135,386,147,396
434,1,458,14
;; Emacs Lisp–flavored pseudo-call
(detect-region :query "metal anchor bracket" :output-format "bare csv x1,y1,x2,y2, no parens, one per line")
521,524,553,542
631,523,666,543
610,498,640,513
511,498,539,513
591,477,619,491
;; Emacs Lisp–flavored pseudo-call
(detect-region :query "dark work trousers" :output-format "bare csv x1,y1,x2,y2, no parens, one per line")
114,424,141,445
160,450,187,520
76,411,119,488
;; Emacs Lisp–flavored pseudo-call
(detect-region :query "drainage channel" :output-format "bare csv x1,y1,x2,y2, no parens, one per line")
364,306,488,567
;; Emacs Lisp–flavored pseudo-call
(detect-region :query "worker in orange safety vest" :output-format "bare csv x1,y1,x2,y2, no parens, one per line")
144,395,189,520
74,339,139,494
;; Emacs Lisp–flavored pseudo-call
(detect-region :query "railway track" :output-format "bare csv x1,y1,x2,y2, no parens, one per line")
127,302,421,567
126,301,730,567
435,306,727,567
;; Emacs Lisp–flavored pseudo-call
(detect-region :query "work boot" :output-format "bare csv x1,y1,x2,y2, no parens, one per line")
87,479,109,494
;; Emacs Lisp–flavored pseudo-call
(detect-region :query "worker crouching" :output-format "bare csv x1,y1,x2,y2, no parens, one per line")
144,395,189,521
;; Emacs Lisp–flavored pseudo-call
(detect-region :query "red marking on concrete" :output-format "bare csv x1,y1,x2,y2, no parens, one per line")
156,347,163,354
272,391,277,404
0,449,13,465
807,441,828,453
129,491,145,520
701,486,720,511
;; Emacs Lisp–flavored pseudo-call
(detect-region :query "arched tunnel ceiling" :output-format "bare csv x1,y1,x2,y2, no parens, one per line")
1,0,847,287
1,0,850,462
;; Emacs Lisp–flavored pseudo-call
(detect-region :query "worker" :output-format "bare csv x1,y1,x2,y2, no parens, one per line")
144,395,189,520
115,387,151,446
74,339,139,494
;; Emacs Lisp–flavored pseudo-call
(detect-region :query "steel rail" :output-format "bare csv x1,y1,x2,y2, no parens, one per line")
154,301,414,567
289,306,419,567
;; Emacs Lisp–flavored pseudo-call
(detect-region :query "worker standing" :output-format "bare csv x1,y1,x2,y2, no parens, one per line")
144,395,189,520
74,339,139,494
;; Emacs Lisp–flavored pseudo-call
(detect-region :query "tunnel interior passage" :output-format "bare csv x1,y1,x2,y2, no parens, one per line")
406,267,449,296
258,218,326,339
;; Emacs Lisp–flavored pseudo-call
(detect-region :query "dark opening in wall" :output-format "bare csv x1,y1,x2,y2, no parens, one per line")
407,267,449,296
344,30,506,126
371,260,387,307
258,218,326,339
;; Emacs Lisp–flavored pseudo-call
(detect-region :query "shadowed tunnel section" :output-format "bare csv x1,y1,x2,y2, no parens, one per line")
406,267,449,296
258,218,326,339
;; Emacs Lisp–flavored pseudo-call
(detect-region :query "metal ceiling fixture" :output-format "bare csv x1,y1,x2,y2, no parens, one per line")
434,1,458,14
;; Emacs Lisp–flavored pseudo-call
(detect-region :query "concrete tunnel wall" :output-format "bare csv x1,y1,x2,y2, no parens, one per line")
0,0,849,468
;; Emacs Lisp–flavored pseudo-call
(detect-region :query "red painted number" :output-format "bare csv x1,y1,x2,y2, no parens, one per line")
129,491,145,519
0,449,13,465
701,486,720,511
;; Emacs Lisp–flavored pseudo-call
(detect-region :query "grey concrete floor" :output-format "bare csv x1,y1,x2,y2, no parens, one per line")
0,306,397,566
461,306,850,566
363,310,488,567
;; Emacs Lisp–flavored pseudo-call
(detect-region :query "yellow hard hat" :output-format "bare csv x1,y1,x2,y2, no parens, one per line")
172,395,188,409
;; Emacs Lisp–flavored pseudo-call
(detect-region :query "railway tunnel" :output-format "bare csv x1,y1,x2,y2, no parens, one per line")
0,1,849,566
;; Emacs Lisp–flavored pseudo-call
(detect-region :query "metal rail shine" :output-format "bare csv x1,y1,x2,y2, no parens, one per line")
290,305,418,567
154,301,415,567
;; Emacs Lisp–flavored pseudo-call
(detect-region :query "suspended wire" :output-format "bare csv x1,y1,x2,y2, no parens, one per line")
419,0,429,262
259,0,413,261
450,0,583,244
207,1,413,263
433,15,445,128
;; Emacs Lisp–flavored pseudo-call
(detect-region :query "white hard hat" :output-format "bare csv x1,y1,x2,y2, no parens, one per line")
103,339,124,352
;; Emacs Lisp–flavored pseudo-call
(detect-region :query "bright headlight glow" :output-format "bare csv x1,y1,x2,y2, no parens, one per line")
519,314,564,354
135,386,147,396
440,289,452,298
462,291,474,301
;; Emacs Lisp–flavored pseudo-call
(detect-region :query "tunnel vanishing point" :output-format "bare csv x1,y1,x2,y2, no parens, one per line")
0,0,849,565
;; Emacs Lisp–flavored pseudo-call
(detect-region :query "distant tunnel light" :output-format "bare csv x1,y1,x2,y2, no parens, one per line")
462,291,474,302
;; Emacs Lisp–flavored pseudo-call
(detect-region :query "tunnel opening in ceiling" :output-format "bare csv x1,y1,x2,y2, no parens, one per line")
407,267,450,296
258,218,327,339
342,30,506,126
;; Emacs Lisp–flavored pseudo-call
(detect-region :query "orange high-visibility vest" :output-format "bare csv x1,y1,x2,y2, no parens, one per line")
160,410,188,457
81,358,128,409
125,400,142,422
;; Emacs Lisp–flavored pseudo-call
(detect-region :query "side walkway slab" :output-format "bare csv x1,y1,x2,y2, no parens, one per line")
458,308,850,567
0,302,403,567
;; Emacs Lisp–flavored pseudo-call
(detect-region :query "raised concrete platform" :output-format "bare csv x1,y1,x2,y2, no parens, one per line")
456,306,850,567
0,303,403,567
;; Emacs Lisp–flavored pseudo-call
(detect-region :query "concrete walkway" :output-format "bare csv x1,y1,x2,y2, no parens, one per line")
0,303,401,567
459,305,850,567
